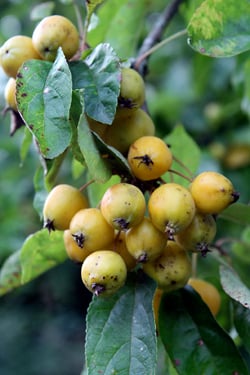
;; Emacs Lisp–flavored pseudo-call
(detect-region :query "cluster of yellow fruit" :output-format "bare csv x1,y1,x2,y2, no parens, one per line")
0,15,79,112
43,164,239,300
3,13,237,314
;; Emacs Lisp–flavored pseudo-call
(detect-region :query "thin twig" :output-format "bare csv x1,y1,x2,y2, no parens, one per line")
79,178,96,192
72,0,88,58
134,0,186,74
134,29,187,72
173,155,194,179
168,168,193,182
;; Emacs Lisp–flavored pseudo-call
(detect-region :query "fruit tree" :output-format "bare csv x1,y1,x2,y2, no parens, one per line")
0,1,250,374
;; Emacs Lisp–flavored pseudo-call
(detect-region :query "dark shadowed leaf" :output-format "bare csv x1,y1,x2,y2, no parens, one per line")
187,0,250,57
92,131,132,177
85,272,157,375
159,287,248,375
233,300,250,352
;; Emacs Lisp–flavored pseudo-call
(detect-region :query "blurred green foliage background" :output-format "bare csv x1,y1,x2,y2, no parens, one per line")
0,1,249,374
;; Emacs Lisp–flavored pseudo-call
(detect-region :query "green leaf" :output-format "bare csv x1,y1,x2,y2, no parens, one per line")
30,2,55,20
164,124,201,187
0,251,22,296
77,113,111,183
33,165,49,219
220,265,250,309
92,131,132,176
16,48,73,159
233,300,250,352
85,272,157,375
231,227,250,266
20,229,67,284
159,287,248,375
219,202,250,226
156,337,179,375
87,0,147,59
85,0,105,18
70,43,120,124
70,91,86,165
187,0,250,57
241,59,250,117
20,126,33,164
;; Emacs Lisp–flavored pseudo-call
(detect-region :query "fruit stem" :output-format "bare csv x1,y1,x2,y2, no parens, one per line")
79,178,96,192
168,168,193,183
172,155,194,179
134,29,187,70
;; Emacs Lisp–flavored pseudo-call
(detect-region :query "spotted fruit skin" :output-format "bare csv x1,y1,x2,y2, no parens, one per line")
190,171,239,214
143,241,192,292
81,250,127,296
100,183,146,231
69,208,114,252
43,184,89,231
175,212,217,256
125,217,167,263
148,183,196,239
32,15,79,61
0,35,41,77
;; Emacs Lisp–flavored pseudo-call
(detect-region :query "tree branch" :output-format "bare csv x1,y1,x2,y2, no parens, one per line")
134,0,186,75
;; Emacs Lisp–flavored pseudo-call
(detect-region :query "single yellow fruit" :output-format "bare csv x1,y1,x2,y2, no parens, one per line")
190,171,239,214
32,15,79,61
125,217,167,263
117,67,145,114
188,278,221,316
63,229,91,263
223,144,250,169
4,77,18,111
110,231,137,271
100,183,146,231
148,183,196,239
175,212,217,256
104,108,155,154
127,136,172,181
81,250,127,296
69,208,115,252
0,35,41,78
143,241,192,292
43,184,89,231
